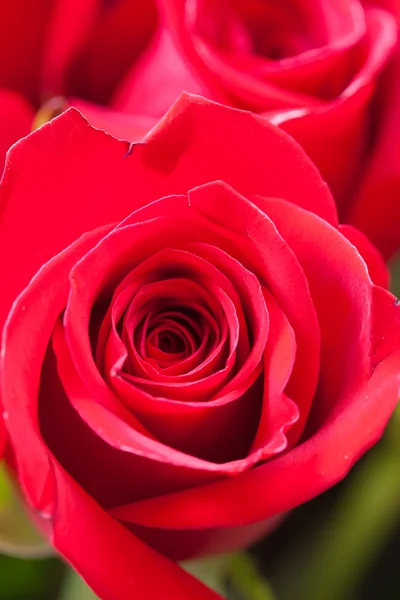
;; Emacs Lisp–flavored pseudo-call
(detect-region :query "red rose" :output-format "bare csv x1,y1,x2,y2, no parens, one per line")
117,0,400,258
0,0,158,171
1,95,400,599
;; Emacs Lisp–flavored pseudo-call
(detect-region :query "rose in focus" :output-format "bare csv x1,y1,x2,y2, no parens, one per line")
1,96,400,599
119,0,400,258
0,0,158,171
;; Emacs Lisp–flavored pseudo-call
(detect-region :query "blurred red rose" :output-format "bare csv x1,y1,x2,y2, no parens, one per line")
117,0,400,258
0,0,158,171
1,95,399,598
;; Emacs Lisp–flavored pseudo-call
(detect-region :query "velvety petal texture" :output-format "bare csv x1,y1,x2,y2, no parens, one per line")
1,0,400,259
115,0,400,257
1,96,400,599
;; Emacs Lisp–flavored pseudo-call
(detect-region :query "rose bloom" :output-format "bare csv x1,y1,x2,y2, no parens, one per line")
118,0,400,258
0,0,158,171
1,96,400,599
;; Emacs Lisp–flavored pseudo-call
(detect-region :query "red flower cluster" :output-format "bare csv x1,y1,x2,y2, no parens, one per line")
0,0,158,170
0,2,400,600
117,0,400,257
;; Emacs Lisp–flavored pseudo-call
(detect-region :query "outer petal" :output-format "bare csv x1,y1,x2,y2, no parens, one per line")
40,0,99,98
157,0,366,110
0,109,127,332
276,7,397,206
51,466,221,600
136,93,336,225
117,515,281,562
0,224,221,598
113,26,218,117
60,0,158,104
339,223,389,288
0,90,33,174
257,197,372,411
1,226,112,513
42,0,157,100
348,46,400,258
69,98,156,141
276,87,371,206
0,95,336,331
0,0,53,102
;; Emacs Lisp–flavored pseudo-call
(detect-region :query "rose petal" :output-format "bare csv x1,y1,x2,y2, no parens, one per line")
348,44,400,258
121,515,281,562
69,98,156,141
40,0,100,98
339,223,389,288
116,346,400,530
156,0,367,110
257,196,372,433
249,289,299,457
0,94,336,334
64,0,158,104
119,284,233,397
0,89,33,175
0,109,141,332
0,0,53,102
113,26,215,117
1,225,112,513
276,6,397,206
49,463,222,599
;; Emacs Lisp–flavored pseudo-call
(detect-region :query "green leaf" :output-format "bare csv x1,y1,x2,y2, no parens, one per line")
59,569,99,600
0,554,64,600
389,252,400,297
0,464,51,558
182,554,231,595
227,554,276,600
183,553,276,600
